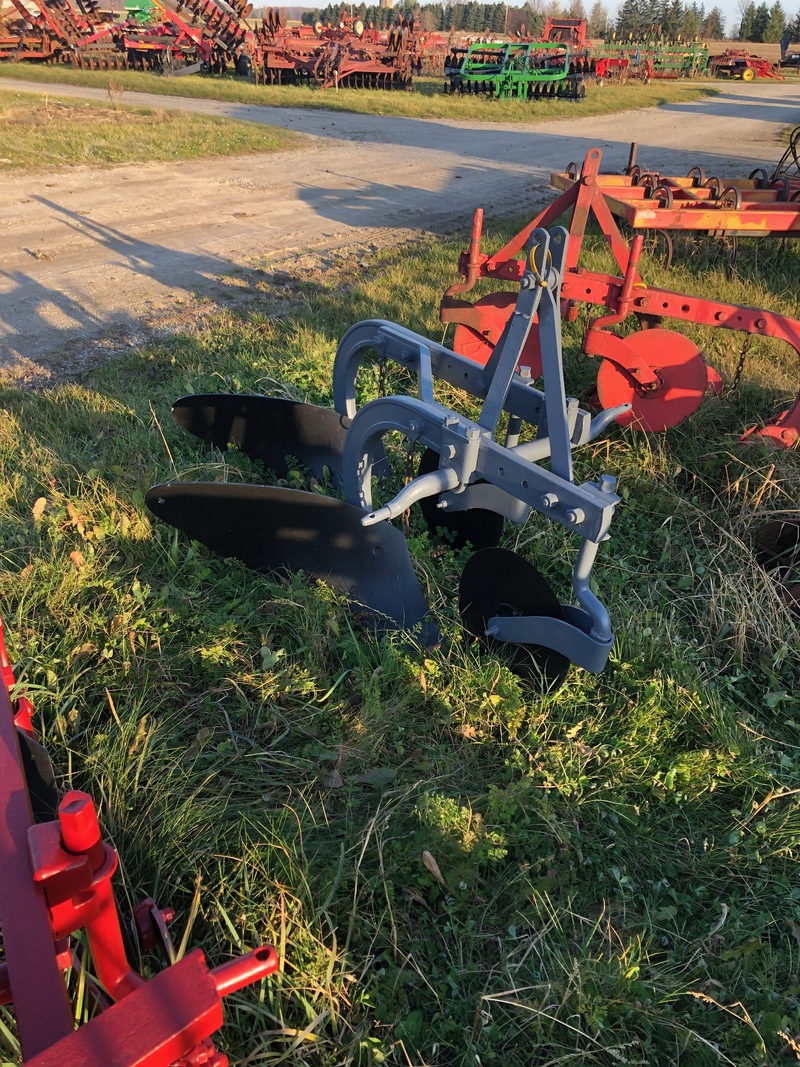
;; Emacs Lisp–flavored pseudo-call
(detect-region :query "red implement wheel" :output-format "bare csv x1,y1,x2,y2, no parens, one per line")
595,328,709,431
451,291,542,376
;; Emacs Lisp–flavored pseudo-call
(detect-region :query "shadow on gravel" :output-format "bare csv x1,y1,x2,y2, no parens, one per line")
656,88,800,124
0,197,243,376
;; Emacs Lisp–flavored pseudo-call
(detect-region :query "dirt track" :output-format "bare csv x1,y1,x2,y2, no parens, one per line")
1,77,798,382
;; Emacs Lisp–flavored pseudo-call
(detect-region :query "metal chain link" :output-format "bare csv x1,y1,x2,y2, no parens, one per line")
378,353,387,398
727,335,751,402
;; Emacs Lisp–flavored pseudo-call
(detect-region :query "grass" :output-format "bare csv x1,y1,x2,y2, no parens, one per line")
0,87,300,170
1,218,799,1065
0,66,723,123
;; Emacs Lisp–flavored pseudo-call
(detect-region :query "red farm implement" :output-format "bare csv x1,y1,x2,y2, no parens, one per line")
0,614,279,1067
440,147,800,448
710,48,784,80
0,0,249,70
250,10,437,89
549,140,800,271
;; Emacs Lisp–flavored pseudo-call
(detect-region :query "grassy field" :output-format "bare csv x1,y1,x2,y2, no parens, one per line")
0,66,722,123
0,221,799,1065
0,87,299,170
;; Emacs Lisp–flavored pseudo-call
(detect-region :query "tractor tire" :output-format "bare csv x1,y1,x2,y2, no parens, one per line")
742,67,756,81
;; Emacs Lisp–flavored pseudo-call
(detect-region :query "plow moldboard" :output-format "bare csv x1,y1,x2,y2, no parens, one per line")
171,395,353,487
146,482,437,643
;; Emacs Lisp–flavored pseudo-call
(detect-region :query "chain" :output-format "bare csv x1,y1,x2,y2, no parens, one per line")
727,335,751,402
377,353,387,398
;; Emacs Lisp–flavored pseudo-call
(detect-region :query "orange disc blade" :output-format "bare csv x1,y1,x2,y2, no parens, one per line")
596,328,709,432
451,291,542,377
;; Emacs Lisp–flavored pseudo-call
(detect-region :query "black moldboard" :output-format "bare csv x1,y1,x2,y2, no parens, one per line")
147,481,437,645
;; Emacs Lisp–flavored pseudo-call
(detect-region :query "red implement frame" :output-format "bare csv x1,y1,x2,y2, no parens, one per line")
0,614,279,1067
440,147,800,447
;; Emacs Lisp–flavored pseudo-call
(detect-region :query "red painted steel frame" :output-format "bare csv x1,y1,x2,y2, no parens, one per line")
548,171,800,236
0,616,280,1067
440,147,800,447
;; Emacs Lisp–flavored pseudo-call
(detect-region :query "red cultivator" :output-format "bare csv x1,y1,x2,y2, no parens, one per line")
0,615,279,1066
550,141,800,272
440,147,800,447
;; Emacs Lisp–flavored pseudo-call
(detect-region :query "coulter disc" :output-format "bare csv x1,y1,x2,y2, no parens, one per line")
459,547,570,688
595,328,709,432
451,291,542,376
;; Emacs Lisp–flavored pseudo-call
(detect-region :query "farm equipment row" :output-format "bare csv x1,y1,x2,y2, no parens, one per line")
0,614,279,1066
440,147,800,449
0,0,444,84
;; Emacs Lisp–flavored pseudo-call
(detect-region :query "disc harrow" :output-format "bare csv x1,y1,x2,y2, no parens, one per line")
251,10,439,89
443,39,585,100
440,147,800,448
147,227,627,687
0,614,280,1067
0,0,250,70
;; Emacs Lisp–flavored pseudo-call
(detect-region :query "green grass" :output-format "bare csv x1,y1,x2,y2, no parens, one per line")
1,221,799,1065
0,66,723,123
0,87,300,170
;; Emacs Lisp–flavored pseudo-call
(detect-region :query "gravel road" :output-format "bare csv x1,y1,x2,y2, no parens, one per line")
1,77,798,381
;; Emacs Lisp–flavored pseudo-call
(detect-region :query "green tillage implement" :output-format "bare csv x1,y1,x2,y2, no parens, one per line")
445,40,585,99
124,0,155,23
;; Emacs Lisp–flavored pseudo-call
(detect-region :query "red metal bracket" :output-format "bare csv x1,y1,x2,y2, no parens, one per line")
0,613,280,1066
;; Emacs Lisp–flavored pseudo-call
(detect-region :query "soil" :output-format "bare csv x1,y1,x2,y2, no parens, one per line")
0,76,797,384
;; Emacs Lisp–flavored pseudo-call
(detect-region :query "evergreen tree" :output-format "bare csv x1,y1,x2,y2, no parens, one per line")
681,5,702,34
702,5,725,34
490,4,507,32
751,0,770,36
738,0,755,35
587,0,610,34
763,0,787,37
616,0,644,36
662,0,685,36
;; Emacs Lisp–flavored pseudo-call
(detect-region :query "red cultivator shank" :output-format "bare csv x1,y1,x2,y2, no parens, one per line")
0,615,279,1067
440,147,800,446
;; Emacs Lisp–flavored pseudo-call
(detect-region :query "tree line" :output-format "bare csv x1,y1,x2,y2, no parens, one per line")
301,0,799,43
